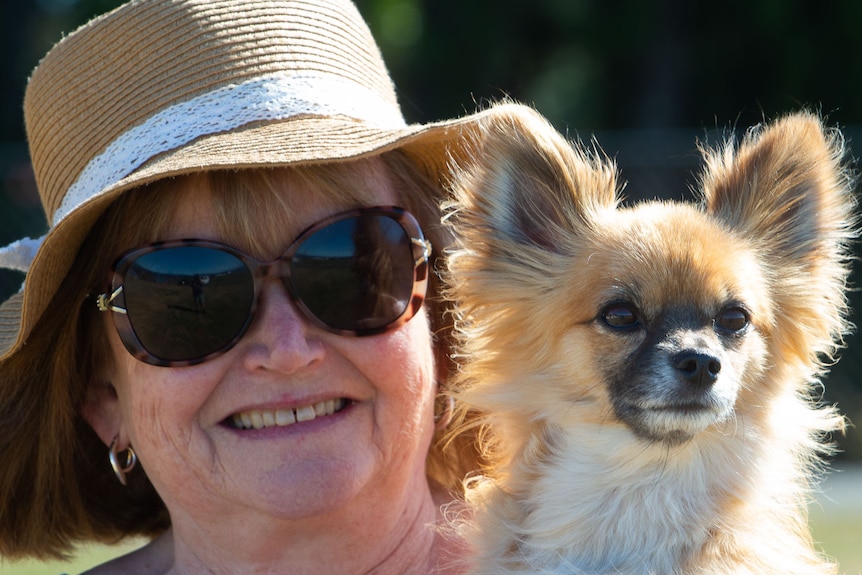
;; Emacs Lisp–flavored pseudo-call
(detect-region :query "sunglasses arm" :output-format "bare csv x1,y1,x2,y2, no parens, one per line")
412,238,432,267
96,286,127,315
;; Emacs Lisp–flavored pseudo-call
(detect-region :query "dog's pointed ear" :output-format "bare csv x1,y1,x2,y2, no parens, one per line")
447,103,619,251
701,112,855,269
701,112,857,357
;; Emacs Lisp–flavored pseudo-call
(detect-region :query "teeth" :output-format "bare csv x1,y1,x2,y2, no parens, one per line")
231,399,346,430
296,405,316,422
250,411,264,430
275,408,295,426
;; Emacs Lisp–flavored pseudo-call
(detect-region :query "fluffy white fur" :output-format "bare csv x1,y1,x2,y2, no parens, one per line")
443,104,855,574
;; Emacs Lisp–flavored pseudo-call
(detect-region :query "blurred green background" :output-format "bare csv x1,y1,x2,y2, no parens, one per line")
0,0,859,573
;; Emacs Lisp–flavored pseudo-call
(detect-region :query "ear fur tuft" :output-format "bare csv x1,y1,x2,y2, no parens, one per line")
700,112,857,267
446,103,619,253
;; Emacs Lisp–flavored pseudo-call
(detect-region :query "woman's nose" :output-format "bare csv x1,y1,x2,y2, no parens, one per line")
239,279,325,373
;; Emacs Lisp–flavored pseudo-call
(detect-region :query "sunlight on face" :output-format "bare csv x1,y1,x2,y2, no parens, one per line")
96,161,439,530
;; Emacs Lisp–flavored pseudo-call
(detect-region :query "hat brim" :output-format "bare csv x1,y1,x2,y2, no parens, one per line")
0,109,494,360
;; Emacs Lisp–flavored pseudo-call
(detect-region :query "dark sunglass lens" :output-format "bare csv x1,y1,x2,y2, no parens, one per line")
122,247,255,361
290,215,415,332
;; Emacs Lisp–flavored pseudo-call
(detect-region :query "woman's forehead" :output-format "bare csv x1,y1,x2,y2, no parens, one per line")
163,160,399,255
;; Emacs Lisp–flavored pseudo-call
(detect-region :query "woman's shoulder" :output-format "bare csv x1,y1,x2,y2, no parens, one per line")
78,534,171,575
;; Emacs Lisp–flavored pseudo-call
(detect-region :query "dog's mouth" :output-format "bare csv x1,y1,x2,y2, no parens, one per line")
652,401,713,414
615,397,733,446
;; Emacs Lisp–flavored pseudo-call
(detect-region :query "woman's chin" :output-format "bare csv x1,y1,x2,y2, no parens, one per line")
204,405,382,520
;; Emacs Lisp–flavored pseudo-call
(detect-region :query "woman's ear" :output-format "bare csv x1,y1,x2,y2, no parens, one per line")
80,378,123,447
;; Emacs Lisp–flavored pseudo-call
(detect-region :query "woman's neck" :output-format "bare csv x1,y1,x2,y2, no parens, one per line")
103,479,465,575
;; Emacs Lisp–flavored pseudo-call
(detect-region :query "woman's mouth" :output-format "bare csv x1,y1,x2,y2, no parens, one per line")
229,398,348,430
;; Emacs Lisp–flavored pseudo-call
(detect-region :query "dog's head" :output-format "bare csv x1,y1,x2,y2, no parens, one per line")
446,105,854,447
567,202,775,445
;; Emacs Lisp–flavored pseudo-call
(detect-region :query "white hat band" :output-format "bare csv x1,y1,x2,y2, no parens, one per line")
0,237,44,277
53,71,408,227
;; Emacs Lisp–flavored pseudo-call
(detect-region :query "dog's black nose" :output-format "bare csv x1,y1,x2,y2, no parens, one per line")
674,351,721,387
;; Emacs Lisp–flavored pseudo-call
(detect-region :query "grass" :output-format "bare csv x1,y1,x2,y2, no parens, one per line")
4,467,860,574
0,539,143,575
810,463,862,575
812,514,862,575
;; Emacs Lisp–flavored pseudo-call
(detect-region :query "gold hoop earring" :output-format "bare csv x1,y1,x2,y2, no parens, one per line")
109,435,137,486
434,394,455,430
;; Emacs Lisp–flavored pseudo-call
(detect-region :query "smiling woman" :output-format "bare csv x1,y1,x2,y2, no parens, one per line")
86,160,444,539
0,0,524,572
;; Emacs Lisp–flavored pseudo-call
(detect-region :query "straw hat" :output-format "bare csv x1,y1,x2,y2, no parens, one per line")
0,0,500,360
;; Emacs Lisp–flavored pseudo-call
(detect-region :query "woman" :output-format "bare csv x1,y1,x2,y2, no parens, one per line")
0,0,517,572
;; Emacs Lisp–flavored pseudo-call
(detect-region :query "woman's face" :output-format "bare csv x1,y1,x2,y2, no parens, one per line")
91,164,439,526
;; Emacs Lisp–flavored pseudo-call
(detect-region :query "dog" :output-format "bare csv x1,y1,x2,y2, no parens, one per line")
443,104,855,574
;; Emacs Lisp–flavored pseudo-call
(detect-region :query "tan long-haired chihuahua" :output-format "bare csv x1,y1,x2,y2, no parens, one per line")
444,104,856,574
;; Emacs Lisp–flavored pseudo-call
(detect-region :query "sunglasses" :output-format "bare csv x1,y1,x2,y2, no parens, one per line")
97,206,432,367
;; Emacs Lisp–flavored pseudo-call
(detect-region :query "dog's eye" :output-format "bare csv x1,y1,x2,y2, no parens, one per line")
715,307,749,333
601,303,640,329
